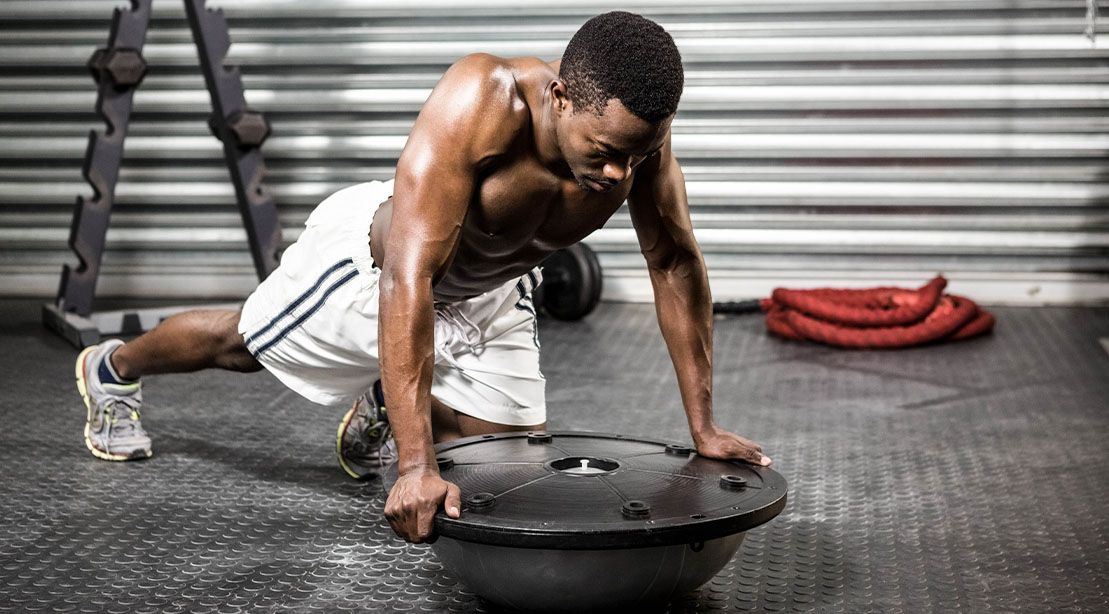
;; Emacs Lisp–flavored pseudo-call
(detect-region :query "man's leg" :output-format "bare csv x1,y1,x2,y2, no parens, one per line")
338,266,546,479
423,268,547,443
338,386,545,480
338,389,544,479
433,398,544,442
110,309,260,378
77,309,258,462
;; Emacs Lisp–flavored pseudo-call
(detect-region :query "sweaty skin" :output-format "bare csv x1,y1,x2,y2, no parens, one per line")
376,53,770,544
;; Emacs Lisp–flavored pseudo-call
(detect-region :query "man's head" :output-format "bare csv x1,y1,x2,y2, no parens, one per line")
552,11,684,192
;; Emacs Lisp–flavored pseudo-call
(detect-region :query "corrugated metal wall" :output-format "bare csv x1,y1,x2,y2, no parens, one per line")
2,0,1107,304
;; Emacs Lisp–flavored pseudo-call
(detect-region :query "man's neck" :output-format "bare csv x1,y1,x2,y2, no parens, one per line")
530,85,573,180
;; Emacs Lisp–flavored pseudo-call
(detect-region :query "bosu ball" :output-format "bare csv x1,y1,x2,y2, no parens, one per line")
383,431,788,612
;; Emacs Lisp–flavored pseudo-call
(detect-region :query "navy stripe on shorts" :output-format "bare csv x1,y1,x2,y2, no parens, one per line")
245,258,358,356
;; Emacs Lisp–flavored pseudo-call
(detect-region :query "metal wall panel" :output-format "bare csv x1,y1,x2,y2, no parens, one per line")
1,0,1106,304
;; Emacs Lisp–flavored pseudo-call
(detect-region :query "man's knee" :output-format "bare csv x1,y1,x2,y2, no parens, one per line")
209,310,262,373
207,310,243,348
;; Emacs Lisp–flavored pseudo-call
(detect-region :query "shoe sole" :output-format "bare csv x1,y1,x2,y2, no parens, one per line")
335,404,368,480
76,346,152,462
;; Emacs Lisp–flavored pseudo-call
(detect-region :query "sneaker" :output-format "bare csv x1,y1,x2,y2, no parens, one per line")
336,379,396,479
75,339,153,461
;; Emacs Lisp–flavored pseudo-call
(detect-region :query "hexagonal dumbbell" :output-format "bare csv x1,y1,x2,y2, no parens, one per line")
210,109,272,149
87,47,148,89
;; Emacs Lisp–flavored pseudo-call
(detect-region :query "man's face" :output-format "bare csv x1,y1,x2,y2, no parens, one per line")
555,95,672,193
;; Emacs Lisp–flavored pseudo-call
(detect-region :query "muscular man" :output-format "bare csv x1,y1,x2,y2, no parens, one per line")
74,11,771,543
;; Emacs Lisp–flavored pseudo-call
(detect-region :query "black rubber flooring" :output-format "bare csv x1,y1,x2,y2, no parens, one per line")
0,298,1106,613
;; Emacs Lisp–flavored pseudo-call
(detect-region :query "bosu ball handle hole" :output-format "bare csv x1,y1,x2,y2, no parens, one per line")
622,500,651,519
527,432,553,444
466,492,496,512
720,475,748,491
665,443,694,456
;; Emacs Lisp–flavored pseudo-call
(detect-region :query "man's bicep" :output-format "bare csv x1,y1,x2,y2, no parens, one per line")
390,135,475,270
384,55,516,280
385,146,474,282
384,74,486,278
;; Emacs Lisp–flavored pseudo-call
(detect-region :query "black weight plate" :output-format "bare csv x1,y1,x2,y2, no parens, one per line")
583,242,603,309
382,431,788,550
541,243,603,321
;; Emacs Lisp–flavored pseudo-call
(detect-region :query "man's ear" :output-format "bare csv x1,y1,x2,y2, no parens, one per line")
550,80,571,115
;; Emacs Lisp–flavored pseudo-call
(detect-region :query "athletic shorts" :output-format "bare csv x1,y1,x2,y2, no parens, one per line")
238,179,546,426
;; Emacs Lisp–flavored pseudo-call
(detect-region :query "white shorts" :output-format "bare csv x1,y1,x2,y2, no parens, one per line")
238,179,546,426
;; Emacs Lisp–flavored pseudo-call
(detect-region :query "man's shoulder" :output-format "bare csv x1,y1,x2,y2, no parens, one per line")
411,53,553,164
433,54,540,151
446,52,514,78
440,53,527,119
445,52,541,91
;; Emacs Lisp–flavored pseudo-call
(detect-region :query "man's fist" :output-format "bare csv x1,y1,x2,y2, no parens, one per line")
384,468,462,543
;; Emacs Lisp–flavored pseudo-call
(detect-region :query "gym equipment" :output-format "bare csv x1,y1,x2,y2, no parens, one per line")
536,243,603,321
712,299,762,315
383,431,787,612
759,275,995,348
43,0,282,348
87,48,148,88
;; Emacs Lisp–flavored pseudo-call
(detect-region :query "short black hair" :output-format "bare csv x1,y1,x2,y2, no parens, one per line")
559,11,684,123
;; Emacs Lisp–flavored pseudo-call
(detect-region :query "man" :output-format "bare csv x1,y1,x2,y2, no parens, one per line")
74,11,772,543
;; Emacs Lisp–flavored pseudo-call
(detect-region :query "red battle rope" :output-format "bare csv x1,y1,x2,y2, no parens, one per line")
760,276,995,349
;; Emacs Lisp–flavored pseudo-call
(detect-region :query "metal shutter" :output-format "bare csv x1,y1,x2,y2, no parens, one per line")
1,0,1106,304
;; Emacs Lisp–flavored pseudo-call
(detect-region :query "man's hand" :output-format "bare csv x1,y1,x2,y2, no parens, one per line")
693,426,772,466
384,468,462,543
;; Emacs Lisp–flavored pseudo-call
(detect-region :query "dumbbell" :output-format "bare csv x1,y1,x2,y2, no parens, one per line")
536,243,603,321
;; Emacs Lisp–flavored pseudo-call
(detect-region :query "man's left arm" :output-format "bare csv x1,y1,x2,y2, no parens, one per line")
626,139,771,466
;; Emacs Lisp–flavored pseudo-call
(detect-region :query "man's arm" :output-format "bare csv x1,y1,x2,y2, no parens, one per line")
626,138,771,466
379,54,523,543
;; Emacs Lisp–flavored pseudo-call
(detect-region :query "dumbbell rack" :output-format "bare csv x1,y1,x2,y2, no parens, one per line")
42,0,282,348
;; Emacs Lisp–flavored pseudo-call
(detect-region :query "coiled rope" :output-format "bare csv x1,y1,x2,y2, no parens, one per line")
715,276,995,349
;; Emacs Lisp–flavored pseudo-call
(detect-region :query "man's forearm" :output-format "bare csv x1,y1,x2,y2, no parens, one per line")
647,251,716,439
377,271,439,474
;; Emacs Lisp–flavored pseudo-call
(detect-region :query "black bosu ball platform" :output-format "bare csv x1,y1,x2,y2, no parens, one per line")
384,431,788,612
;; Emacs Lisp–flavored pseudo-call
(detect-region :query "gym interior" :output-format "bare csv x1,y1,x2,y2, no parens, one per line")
1,2,1106,613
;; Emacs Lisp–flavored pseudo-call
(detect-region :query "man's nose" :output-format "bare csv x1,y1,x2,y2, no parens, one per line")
602,161,630,183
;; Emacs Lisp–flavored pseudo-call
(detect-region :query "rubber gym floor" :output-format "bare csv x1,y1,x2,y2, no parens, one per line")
0,298,1106,613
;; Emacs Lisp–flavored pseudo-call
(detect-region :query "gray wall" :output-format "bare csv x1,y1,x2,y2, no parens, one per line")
2,0,1107,304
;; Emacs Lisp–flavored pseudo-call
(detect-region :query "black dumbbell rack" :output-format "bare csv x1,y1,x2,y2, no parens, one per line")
43,0,282,348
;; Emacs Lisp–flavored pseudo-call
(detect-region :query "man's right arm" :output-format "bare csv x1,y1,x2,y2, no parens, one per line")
378,54,521,543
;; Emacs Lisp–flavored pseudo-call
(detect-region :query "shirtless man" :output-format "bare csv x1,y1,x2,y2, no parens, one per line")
73,11,772,543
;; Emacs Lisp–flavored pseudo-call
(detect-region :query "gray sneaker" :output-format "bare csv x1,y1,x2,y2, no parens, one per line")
336,379,396,479
75,339,152,461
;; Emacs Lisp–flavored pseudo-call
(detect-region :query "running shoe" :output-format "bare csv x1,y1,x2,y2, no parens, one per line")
75,339,152,461
336,379,396,479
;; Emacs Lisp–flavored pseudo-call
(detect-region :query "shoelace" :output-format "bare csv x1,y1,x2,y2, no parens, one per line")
355,416,394,466
373,421,395,466
98,397,143,441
